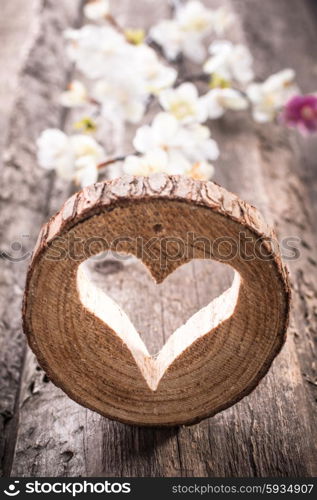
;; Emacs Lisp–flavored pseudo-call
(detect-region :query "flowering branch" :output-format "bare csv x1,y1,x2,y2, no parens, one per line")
35,0,316,190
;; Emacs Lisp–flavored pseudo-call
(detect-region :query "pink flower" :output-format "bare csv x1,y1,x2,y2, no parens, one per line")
281,94,317,134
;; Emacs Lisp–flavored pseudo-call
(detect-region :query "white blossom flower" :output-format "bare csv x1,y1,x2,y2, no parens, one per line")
72,155,99,186
133,112,219,165
149,2,235,63
149,0,216,63
201,88,249,119
150,20,209,63
134,45,177,94
64,25,129,78
204,41,254,84
159,83,207,123
175,0,214,35
92,71,147,124
123,149,188,176
123,149,168,176
63,27,176,120
150,20,186,61
83,0,109,20
246,69,298,122
123,149,214,180
60,81,88,107
37,129,105,186
187,161,214,180
37,129,70,171
69,134,104,186
211,6,235,36
134,112,182,152
180,122,219,162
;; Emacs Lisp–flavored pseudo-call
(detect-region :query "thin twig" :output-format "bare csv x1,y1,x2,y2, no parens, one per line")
145,94,156,113
145,36,184,72
169,0,184,14
105,14,125,34
97,152,140,170
176,73,210,86
88,97,100,106
176,73,250,101
145,37,168,59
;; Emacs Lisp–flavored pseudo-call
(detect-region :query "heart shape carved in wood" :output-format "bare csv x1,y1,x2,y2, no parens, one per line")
23,175,290,426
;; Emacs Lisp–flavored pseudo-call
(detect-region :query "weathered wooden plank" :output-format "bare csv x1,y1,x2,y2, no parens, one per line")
235,0,317,404
0,0,39,157
9,0,186,478
0,0,82,477
3,0,316,478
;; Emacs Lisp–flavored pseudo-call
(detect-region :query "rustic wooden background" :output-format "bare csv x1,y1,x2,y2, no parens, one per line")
0,0,316,477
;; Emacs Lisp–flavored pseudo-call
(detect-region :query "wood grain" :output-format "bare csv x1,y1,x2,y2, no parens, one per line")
0,0,316,477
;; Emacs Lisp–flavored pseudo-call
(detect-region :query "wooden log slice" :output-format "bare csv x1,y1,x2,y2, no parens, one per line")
23,174,291,426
